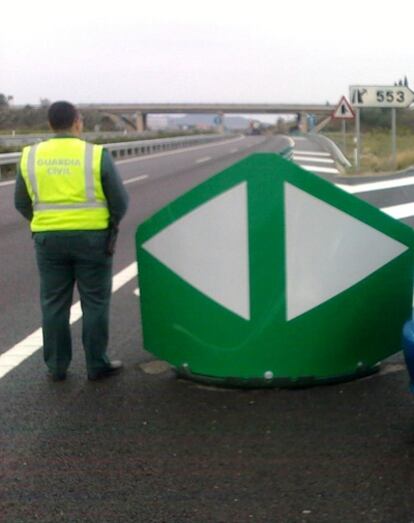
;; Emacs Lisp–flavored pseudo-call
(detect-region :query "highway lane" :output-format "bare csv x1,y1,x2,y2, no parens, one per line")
3,133,414,523
0,134,288,358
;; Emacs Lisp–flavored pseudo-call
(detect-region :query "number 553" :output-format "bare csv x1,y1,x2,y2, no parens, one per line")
376,90,405,103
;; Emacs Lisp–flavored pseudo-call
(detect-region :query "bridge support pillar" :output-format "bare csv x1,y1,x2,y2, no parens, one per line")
135,112,148,132
299,112,308,133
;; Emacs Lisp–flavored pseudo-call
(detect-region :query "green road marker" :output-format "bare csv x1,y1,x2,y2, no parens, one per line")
136,154,414,387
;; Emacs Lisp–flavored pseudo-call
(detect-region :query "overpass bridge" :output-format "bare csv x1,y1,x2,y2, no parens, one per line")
78,103,335,132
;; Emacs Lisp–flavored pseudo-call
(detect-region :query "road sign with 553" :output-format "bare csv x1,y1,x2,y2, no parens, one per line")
350,85,414,108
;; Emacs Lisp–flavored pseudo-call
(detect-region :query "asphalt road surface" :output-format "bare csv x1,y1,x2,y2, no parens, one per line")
1,134,414,523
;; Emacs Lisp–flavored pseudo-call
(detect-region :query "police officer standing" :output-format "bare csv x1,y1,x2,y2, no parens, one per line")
15,101,129,381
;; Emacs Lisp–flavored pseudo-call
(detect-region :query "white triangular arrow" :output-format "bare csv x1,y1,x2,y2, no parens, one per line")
142,182,250,320
284,183,408,321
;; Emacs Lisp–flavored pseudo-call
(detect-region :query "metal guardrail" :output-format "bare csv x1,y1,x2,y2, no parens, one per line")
0,134,295,180
278,143,294,161
0,134,233,180
308,134,352,169
0,131,150,147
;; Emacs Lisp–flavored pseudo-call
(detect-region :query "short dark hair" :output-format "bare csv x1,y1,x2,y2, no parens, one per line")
48,101,79,130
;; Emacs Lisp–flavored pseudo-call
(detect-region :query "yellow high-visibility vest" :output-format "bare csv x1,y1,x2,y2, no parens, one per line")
20,137,110,232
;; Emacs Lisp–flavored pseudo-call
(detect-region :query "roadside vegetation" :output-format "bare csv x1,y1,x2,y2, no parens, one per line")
324,130,414,174
323,107,414,174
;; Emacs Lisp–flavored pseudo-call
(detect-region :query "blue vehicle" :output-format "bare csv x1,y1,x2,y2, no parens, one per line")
402,318,414,392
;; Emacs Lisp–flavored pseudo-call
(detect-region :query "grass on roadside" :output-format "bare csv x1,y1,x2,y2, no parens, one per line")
324,130,414,174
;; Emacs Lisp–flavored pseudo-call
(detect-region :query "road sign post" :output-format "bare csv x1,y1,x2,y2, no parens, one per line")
332,96,355,169
391,108,397,170
136,154,414,388
350,85,414,172
355,107,361,172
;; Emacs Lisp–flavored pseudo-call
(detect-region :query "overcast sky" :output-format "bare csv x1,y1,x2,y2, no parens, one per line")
2,0,413,107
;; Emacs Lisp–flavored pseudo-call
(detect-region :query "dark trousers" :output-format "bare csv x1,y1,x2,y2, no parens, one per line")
34,231,113,374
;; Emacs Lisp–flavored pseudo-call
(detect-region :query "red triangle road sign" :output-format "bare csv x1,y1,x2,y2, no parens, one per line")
332,96,355,120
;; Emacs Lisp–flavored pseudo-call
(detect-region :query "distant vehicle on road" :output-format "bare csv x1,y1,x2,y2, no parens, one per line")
247,120,264,135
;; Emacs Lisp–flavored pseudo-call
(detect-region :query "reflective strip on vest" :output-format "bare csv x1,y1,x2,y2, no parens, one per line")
27,141,107,212
84,143,96,202
27,144,40,204
34,202,108,211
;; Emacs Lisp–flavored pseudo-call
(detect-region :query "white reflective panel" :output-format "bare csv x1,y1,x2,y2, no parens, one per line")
143,183,250,320
284,183,408,321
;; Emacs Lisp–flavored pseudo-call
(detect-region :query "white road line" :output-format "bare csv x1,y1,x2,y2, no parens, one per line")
116,135,245,164
337,175,414,194
293,155,335,164
299,164,340,174
196,157,211,164
294,150,331,157
334,174,414,218
123,174,148,185
381,202,414,220
0,179,15,187
230,148,239,153
0,262,138,380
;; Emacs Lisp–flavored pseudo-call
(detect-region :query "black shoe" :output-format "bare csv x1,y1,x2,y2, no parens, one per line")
47,370,67,382
88,360,123,381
